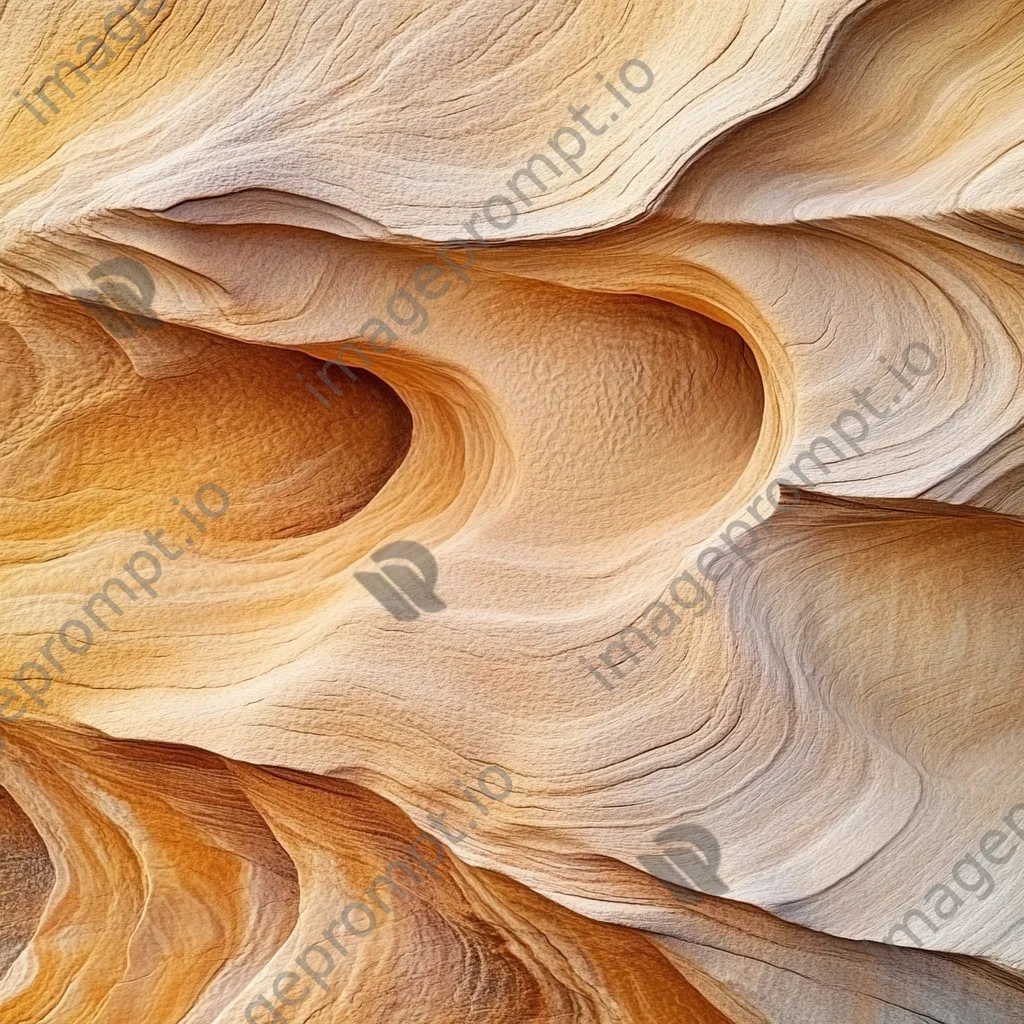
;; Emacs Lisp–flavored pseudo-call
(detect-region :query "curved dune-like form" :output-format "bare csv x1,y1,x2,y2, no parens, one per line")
2,0,1024,1020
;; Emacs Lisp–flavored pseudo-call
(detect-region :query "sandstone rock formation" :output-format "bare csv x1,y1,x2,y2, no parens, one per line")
2,0,1024,1021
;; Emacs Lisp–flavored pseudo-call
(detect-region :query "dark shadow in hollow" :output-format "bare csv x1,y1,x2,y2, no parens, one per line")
0,786,54,979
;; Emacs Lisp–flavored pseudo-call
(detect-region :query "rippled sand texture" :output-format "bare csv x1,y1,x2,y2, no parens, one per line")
3,0,1024,1021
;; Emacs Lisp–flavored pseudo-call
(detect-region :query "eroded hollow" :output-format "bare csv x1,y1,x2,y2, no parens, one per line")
0,292,413,544
0,786,54,978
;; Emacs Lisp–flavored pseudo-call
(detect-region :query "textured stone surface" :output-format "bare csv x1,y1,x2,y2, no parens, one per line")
2,0,1024,1020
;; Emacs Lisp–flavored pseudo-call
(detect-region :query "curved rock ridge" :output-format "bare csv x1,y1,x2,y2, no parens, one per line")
1,0,1024,1021
3,724,1024,1024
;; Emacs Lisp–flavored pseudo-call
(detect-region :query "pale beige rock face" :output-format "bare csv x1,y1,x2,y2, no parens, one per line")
2,0,1024,1021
